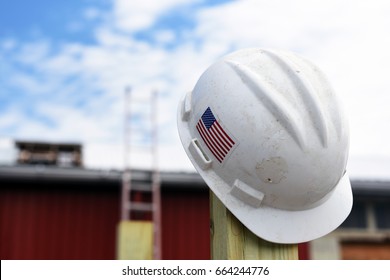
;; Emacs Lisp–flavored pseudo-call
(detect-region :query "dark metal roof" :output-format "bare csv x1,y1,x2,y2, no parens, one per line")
0,164,389,196
349,179,390,198
0,164,206,189
0,164,119,183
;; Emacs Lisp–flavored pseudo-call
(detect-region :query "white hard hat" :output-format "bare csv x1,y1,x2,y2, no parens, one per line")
177,48,352,244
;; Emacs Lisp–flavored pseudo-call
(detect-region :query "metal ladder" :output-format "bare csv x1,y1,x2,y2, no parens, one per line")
121,87,161,259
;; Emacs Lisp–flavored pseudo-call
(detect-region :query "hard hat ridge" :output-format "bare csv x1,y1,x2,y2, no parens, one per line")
225,59,306,149
225,49,342,150
259,50,330,147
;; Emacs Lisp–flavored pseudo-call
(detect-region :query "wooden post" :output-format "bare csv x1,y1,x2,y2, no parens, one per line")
210,191,298,260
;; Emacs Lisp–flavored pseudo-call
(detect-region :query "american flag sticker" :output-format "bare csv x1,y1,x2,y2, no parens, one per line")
196,107,236,163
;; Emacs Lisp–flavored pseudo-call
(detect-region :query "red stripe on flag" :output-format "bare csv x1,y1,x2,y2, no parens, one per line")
208,125,230,154
197,121,224,161
214,121,235,146
206,124,229,156
196,122,223,163
197,122,223,163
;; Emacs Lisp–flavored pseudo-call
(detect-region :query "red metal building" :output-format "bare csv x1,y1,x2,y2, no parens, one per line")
0,166,210,259
1,165,389,259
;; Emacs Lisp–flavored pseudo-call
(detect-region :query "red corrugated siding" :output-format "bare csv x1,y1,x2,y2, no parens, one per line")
1,182,210,260
161,190,210,260
0,185,120,259
1,182,312,260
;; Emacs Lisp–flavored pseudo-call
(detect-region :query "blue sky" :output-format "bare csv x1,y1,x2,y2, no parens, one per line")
1,0,390,179
0,0,107,44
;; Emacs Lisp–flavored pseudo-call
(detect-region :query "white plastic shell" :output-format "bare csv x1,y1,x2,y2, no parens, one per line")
177,48,352,244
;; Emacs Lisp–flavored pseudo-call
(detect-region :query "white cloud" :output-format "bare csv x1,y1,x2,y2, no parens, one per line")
84,142,124,169
0,137,18,164
0,108,25,131
112,0,193,32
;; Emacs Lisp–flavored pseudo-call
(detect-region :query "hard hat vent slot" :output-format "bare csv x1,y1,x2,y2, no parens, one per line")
181,91,192,121
188,138,212,170
230,179,264,208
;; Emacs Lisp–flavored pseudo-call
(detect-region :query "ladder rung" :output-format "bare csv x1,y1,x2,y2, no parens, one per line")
127,202,153,212
122,182,153,192
131,183,152,192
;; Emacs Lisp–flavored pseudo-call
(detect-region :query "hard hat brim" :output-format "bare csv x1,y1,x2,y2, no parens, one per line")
177,105,353,244
222,173,352,244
